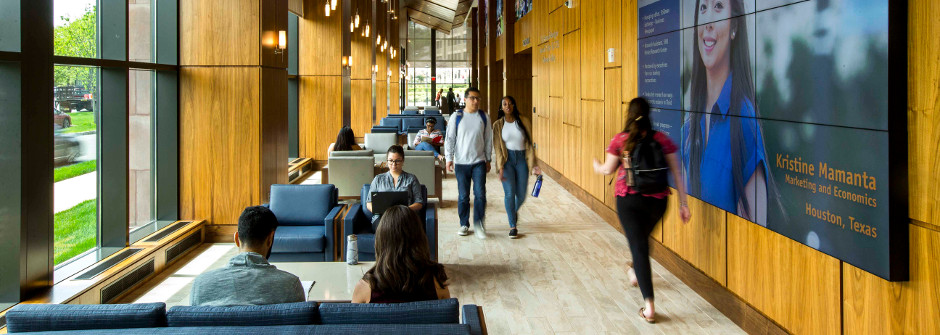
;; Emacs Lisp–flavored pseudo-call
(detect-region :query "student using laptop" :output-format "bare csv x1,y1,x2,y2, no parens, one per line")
366,145,425,231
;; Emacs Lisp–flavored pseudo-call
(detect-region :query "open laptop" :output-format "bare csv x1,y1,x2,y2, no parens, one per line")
370,191,410,214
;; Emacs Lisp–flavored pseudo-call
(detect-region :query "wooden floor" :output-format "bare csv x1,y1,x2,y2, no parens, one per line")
123,170,744,334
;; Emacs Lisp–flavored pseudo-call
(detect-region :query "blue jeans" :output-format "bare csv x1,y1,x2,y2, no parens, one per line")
501,150,529,228
455,161,487,227
414,141,441,157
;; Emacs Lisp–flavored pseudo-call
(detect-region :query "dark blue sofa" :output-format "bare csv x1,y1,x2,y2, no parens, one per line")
4,299,486,334
344,184,437,262
267,184,343,262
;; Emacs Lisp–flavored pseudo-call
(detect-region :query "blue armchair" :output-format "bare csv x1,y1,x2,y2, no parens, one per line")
343,184,437,262
401,117,426,134
268,184,343,262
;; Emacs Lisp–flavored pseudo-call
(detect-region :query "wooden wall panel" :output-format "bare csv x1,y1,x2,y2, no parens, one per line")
351,27,372,79
622,0,638,101
603,68,622,207
549,97,563,169
563,31,580,126
580,100,605,200
663,196,726,283
908,0,940,225
288,0,303,17
843,224,940,334
548,10,564,98
376,81,388,121
496,35,506,61
580,0,604,101
564,124,582,186
260,68,288,203
299,76,342,160
513,15,533,52
180,67,261,228
652,187,678,243
727,215,841,335
351,79,372,136
181,0,260,66
565,0,580,34
299,0,342,76
390,82,400,113
604,0,622,68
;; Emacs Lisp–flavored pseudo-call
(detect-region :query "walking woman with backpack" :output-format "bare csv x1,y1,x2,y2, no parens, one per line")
592,97,691,323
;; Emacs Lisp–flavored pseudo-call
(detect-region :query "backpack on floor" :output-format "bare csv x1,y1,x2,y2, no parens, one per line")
624,132,669,194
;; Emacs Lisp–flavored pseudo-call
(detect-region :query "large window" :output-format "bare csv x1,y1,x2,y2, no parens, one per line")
53,0,99,265
52,65,99,265
49,0,177,269
436,25,471,106
405,22,471,107
2,0,177,306
406,22,432,106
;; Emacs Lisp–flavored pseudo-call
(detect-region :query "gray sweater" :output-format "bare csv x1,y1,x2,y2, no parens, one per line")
190,252,305,306
444,110,493,165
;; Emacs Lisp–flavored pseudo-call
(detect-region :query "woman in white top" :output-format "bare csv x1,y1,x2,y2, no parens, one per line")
492,96,541,239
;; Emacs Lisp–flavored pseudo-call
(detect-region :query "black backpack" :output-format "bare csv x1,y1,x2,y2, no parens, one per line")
625,132,669,194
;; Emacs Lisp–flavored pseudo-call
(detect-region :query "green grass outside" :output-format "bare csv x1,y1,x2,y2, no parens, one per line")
62,112,96,134
54,159,96,183
54,199,96,265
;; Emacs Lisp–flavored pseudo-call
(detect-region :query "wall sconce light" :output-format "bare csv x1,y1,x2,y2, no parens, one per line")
377,35,382,45
273,30,287,56
348,56,353,67
324,1,330,16
331,0,337,10
342,56,348,67
365,24,370,37
355,12,360,28
372,64,378,73
350,22,354,32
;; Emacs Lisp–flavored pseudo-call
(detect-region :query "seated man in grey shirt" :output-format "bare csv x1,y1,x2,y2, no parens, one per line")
190,206,305,306
366,145,426,231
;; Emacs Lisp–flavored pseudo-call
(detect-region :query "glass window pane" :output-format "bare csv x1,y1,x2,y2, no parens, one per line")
129,69,154,235
54,0,97,58
129,0,154,62
0,1,20,52
53,65,98,266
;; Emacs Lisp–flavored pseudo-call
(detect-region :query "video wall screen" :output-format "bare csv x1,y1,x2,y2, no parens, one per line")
637,0,906,280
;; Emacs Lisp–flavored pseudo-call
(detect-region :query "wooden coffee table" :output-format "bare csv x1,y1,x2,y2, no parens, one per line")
271,261,375,301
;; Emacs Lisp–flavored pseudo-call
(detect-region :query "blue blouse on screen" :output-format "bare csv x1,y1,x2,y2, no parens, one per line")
682,73,769,215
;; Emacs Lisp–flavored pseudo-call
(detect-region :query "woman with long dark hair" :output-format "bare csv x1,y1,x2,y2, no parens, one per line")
493,96,540,239
593,97,690,323
327,126,362,155
684,0,770,225
352,205,449,303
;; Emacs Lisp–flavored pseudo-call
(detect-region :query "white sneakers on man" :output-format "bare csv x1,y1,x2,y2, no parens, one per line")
473,221,487,239
457,226,470,236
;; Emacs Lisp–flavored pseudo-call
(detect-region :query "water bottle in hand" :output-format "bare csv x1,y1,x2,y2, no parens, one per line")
531,175,543,197
346,235,358,265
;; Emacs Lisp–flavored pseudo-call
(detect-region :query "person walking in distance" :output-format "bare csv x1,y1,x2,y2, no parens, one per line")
445,87,493,239
593,97,691,323
493,96,541,239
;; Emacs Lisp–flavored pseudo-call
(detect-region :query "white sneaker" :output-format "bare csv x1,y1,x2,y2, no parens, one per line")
473,221,487,239
457,226,470,236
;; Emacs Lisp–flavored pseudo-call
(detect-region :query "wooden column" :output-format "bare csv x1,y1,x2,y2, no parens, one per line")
298,0,343,160
179,0,289,241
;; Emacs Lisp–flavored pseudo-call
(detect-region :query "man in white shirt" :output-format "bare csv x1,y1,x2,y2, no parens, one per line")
445,88,493,239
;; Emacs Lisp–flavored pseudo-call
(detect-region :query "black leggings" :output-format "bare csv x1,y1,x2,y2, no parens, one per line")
615,193,667,300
